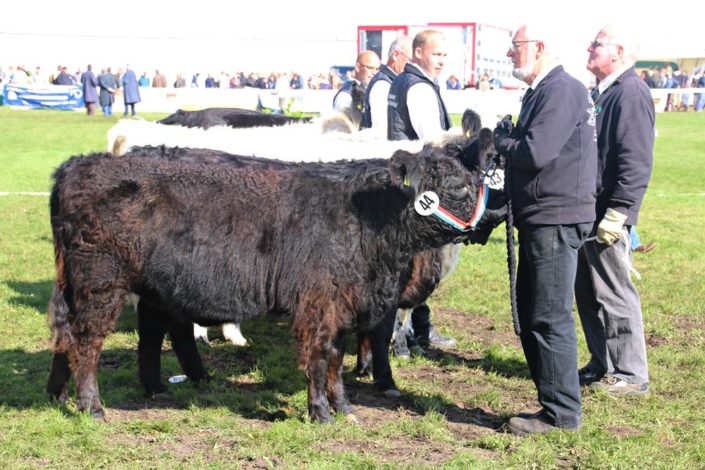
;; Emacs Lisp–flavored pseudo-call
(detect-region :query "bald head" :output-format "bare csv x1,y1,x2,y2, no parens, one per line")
354,50,381,86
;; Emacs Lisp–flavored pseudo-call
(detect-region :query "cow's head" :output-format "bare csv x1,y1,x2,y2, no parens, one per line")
388,142,489,245
390,121,507,244
157,109,188,126
454,110,509,245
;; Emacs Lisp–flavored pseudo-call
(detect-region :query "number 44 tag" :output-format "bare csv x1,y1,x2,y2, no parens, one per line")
414,191,439,216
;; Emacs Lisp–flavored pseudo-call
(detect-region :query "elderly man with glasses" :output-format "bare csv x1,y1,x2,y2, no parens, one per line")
332,50,380,112
360,35,412,132
574,23,654,397
493,23,597,435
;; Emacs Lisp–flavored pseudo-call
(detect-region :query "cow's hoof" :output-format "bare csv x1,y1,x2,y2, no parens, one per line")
91,408,106,421
382,388,402,398
311,410,334,424
146,382,168,396
355,366,372,377
345,413,361,425
47,389,70,404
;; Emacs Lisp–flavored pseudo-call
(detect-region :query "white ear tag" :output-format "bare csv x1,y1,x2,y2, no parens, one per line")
485,168,505,190
414,191,439,216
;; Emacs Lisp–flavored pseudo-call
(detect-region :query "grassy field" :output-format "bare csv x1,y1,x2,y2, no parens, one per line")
0,106,704,468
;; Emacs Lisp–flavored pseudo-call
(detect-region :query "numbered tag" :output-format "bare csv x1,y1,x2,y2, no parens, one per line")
485,168,505,190
414,191,439,216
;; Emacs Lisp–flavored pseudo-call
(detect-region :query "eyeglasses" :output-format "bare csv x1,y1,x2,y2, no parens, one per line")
510,40,538,50
394,50,412,61
358,62,379,72
589,40,618,49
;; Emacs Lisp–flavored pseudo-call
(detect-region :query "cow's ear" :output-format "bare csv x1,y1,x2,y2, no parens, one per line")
389,150,422,195
461,108,482,137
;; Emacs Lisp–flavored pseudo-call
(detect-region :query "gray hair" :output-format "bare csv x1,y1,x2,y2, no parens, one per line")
387,36,412,60
599,23,641,65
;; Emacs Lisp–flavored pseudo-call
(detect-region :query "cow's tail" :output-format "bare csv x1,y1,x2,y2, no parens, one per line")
48,241,74,353
47,184,74,354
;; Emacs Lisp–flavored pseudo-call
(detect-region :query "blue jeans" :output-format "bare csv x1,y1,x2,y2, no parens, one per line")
516,222,591,428
695,93,705,112
629,226,640,250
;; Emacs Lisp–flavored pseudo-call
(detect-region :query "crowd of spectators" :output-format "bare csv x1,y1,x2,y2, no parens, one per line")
639,65,705,111
0,64,353,91
2,63,703,112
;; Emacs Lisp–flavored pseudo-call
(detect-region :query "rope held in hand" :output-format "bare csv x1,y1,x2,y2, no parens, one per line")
503,157,520,336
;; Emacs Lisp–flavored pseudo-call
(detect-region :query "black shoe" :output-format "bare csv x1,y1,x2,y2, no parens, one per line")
578,366,604,386
508,409,559,436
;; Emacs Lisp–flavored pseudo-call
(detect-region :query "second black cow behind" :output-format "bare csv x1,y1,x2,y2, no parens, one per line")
47,138,500,423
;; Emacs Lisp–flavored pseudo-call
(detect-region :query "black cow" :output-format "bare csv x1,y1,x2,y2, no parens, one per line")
46,140,497,423
122,131,504,400
158,107,311,129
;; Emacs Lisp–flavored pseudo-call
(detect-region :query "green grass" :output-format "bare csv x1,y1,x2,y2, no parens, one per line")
1,106,704,468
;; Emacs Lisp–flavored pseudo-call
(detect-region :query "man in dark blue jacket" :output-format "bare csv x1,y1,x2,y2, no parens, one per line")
575,24,654,396
80,64,98,116
493,23,597,435
360,35,412,132
387,30,451,142
387,30,456,354
332,50,380,112
122,65,141,117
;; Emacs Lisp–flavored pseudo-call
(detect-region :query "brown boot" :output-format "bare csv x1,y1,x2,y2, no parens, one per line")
633,242,656,254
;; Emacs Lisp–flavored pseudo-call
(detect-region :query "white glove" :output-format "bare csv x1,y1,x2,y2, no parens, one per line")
597,208,628,246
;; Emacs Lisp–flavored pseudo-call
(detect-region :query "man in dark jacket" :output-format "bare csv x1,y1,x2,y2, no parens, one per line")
98,67,118,116
332,50,380,112
387,29,451,142
360,35,412,131
575,24,654,396
122,65,141,117
386,30,456,354
54,66,75,86
493,23,597,435
80,65,98,116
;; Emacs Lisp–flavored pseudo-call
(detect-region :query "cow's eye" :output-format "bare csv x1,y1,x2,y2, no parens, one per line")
456,185,470,197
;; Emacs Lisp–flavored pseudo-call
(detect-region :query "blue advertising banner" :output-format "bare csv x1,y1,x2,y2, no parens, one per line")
2,84,84,109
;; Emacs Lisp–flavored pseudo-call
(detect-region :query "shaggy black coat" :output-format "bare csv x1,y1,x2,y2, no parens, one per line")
158,107,311,129
127,134,504,398
47,144,491,422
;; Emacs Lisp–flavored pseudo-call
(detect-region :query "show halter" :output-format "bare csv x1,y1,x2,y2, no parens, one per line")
423,183,489,232
411,160,498,233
